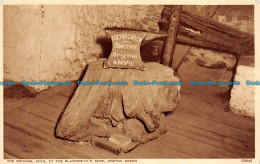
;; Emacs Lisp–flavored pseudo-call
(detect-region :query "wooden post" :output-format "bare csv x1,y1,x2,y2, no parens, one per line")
161,5,182,67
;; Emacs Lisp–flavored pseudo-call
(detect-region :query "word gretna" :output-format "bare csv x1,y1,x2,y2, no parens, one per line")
111,33,142,42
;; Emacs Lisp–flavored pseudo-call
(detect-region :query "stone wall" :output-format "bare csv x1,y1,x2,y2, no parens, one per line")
213,5,254,34
4,5,163,91
4,5,254,95
4,6,42,84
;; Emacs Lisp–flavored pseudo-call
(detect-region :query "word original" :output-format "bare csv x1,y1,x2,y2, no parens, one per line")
112,52,138,59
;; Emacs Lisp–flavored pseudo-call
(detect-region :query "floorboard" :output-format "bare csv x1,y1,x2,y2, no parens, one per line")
39,95,70,110
4,152,18,159
19,101,63,123
167,119,254,157
3,83,255,159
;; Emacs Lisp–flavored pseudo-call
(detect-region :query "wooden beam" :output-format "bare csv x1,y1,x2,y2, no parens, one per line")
176,34,237,54
177,26,238,52
181,10,253,39
161,5,182,67
179,17,241,44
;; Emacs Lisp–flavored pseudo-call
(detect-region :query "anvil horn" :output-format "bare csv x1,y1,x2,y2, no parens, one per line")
142,33,169,45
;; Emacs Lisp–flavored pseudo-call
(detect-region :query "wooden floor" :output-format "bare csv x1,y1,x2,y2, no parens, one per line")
4,81,255,159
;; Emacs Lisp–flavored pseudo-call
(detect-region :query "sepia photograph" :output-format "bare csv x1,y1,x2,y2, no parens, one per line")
1,2,258,162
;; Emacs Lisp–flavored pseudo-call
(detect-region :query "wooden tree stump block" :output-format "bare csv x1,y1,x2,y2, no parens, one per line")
55,58,180,146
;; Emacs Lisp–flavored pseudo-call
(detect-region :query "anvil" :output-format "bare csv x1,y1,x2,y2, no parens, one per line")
103,28,169,71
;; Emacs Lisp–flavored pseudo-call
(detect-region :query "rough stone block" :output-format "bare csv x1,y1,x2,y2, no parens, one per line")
230,65,254,117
